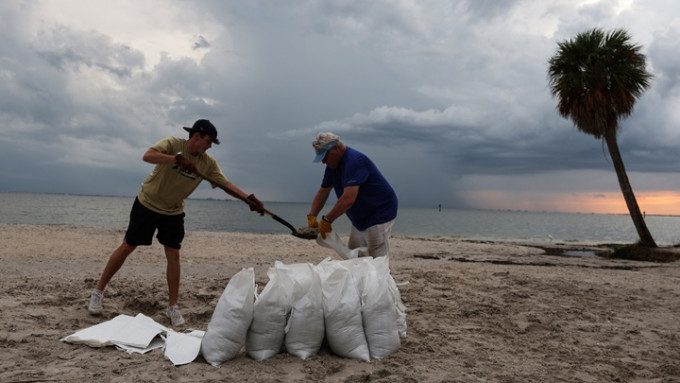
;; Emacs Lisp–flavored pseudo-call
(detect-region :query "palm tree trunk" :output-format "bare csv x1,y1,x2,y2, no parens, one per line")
603,130,657,247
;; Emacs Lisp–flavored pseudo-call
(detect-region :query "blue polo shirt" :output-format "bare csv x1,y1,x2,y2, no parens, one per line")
321,147,398,231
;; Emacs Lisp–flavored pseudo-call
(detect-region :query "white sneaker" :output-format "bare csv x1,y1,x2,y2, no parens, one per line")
166,305,186,327
88,290,103,315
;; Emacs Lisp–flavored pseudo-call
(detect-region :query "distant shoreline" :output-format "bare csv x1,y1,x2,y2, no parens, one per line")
1,190,677,217
3,192,680,246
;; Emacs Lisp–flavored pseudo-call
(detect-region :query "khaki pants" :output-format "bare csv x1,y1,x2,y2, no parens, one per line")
347,219,395,258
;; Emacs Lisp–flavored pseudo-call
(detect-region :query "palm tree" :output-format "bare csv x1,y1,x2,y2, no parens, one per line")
547,28,657,247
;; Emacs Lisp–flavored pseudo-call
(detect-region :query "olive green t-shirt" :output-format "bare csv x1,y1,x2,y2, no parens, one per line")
137,136,229,215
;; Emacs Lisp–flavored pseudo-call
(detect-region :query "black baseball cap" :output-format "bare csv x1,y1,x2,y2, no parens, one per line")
183,119,220,144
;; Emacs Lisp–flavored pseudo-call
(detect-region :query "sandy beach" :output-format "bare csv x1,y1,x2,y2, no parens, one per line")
1,223,679,382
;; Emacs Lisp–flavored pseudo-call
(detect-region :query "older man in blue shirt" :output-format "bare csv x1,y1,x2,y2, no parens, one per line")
307,132,398,257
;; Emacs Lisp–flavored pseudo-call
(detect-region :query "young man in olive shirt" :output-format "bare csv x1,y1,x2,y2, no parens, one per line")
88,119,263,326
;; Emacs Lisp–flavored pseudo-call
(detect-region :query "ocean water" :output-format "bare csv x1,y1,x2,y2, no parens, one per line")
1,192,680,246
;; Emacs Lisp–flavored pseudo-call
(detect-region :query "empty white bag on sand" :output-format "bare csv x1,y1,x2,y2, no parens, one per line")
164,330,205,366
318,261,370,362
361,256,400,359
200,267,255,366
61,313,166,349
246,266,293,360
280,262,325,359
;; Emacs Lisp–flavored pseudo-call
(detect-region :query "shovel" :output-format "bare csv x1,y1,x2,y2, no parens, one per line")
190,167,317,240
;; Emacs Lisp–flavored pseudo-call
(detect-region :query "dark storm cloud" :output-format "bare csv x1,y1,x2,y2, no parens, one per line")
2,0,680,210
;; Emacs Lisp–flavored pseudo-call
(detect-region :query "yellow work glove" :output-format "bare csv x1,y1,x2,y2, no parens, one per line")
319,216,332,239
307,215,318,228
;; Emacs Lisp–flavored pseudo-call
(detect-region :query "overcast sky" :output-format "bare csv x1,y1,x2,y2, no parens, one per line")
2,0,680,214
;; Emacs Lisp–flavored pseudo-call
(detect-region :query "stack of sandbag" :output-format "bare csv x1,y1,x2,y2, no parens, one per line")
199,257,406,366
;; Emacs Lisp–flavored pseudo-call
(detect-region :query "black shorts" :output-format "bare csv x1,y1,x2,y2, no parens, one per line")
125,198,185,249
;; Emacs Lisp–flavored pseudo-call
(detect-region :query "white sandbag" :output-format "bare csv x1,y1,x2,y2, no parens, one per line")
281,263,325,359
246,266,293,360
361,257,400,358
200,267,255,366
318,261,370,362
316,231,367,259
338,257,407,339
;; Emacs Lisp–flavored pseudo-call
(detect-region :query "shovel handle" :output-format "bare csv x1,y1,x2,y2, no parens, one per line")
190,166,309,236
192,169,263,211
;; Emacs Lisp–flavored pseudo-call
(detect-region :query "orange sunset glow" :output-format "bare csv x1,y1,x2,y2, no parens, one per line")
462,190,680,215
